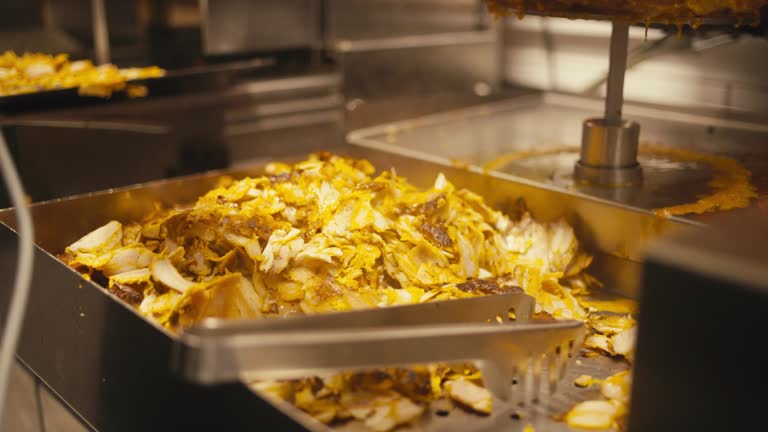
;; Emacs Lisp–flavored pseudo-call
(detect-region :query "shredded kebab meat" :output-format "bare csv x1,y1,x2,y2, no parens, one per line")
61,153,636,430
485,0,767,23
0,51,164,98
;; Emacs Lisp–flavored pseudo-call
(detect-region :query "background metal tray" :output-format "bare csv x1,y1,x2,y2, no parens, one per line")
0,148,693,431
0,57,274,117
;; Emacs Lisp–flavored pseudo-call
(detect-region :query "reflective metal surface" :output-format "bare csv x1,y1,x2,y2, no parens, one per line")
333,29,499,99
326,0,486,41
193,292,534,335
573,22,643,186
579,119,639,168
90,0,109,64
175,294,583,406
176,294,552,396
575,118,641,186
602,23,629,126
200,0,321,55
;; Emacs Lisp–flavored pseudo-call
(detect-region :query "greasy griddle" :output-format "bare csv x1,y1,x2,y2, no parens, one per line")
0,148,686,432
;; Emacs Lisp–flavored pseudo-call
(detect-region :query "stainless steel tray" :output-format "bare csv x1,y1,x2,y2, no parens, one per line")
348,92,768,220
0,148,693,432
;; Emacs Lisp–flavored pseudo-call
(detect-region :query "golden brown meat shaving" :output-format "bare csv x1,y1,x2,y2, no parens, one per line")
485,0,767,23
565,370,631,430
62,153,635,430
63,153,593,328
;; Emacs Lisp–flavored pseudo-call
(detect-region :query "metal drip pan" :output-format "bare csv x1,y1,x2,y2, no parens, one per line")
347,92,768,219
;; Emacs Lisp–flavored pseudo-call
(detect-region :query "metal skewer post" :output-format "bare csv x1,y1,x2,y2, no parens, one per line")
91,0,111,65
604,22,629,125
574,22,642,186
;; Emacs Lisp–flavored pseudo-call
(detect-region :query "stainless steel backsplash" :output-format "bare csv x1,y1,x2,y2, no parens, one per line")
502,16,768,114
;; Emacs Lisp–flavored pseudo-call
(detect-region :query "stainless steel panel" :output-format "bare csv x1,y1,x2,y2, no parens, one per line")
40,0,140,43
502,17,768,114
326,0,486,41
6,123,175,204
335,31,499,99
0,363,41,432
325,0,497,99
38,382,90,432
630,207,768,432
330,0,497,119
201,0,321,55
